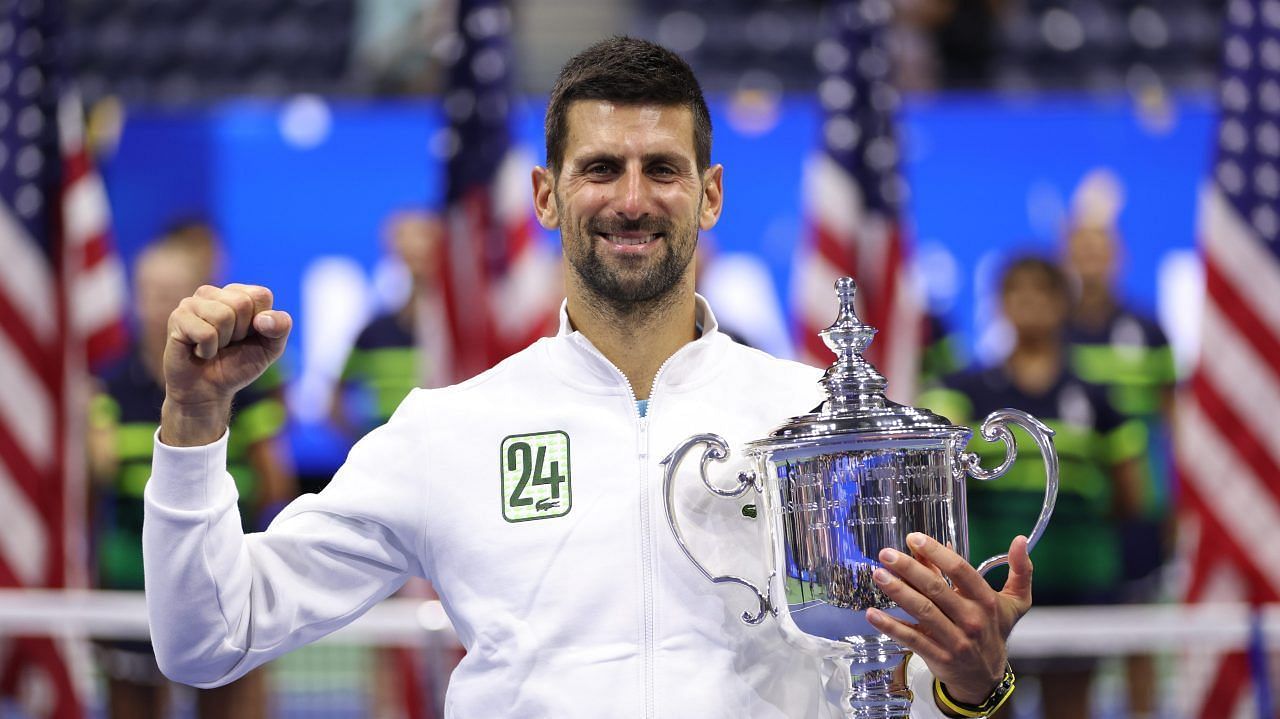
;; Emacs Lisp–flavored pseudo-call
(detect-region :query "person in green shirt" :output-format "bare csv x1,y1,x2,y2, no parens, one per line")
330,210,456,719
919,257,1143,719
1063,222,1176,719
333,210,448,435
88,225,296,719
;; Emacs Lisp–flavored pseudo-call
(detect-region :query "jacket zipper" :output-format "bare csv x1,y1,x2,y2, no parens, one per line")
571,336,683,719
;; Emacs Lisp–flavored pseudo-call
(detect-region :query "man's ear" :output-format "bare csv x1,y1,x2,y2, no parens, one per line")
532,166,559,229
699,164,724,231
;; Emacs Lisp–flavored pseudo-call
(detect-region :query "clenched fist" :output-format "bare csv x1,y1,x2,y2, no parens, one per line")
160,283,292,447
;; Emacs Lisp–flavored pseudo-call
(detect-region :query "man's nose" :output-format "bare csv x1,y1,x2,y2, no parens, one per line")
614,168,651,219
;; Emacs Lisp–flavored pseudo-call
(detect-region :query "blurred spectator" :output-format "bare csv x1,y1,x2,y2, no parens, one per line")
931,0,1007,87
890,0,948,90
350,0,450,94
331,209,455,719
889,0,1009,90
87,223,296,719
919,311,965,387
1063,215,1176,718
919,257,1144,719
332,210,449,436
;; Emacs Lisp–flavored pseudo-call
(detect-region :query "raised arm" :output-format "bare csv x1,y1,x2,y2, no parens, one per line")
144,284,428,687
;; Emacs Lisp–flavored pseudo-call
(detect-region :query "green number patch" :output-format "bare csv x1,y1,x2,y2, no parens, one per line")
500,431,571,522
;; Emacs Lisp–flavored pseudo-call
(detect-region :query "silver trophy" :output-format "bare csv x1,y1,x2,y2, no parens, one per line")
662,278,1058,718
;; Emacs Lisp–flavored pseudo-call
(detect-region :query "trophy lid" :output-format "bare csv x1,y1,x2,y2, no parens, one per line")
754,277,962,446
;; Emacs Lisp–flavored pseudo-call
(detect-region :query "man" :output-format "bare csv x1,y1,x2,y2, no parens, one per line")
144,38,1030,718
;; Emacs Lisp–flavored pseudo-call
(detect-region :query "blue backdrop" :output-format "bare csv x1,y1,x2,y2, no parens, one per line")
101,93,1214,472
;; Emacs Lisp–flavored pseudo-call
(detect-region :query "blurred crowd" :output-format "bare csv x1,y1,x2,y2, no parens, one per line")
78,197,1183,718
85,212,463,718
64,0,1225,106
917,220,1176,719
66,2,1199,718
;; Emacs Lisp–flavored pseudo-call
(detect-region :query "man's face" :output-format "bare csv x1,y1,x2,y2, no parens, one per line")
386,211,442,284
135,248,206,344
533,101,722,311
1002,269,1068,341
1065,226,1117,287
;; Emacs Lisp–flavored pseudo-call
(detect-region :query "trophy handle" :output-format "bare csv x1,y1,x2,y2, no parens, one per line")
660,433,773,625
960,409,1060,577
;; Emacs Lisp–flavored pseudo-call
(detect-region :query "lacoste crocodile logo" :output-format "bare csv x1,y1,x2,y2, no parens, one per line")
536,498,560,512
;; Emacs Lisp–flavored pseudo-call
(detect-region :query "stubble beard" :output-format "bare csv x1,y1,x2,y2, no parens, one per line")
559,195,699,319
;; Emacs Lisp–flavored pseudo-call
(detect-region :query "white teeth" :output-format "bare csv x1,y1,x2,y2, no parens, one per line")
601,234,657,246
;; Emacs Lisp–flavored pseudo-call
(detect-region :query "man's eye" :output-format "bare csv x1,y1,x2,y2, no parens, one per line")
586,164,615,175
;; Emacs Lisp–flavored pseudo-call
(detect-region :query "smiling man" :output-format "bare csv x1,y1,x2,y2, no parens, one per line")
144,37,1029,718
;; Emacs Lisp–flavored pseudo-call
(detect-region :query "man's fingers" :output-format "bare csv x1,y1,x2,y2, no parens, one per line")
224,286,259,342
225,283,274,316
187,297,242,354
1000,535,1034,606
872,564,968,646
168,307,221,360
178,284,279,349
865,607,950,666
904,532,991,598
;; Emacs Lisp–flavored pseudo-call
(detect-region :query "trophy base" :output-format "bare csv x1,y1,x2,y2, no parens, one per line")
842,636,913,719
845,667,913,719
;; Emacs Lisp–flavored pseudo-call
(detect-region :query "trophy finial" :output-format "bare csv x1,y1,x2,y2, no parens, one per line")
821,278,876,357
818,276,888,414
835,276,855,301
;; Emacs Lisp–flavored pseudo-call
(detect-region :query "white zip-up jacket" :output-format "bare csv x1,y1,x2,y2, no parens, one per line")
144,298,951,718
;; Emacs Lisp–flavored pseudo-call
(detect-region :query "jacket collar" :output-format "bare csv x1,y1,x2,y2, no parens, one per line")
544,294,728,395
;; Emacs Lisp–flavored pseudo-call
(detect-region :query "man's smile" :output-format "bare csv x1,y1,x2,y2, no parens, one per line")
596,231,665,247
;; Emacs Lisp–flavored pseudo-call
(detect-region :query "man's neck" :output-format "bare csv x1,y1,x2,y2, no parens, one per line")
1005,337,1062,396
1073,283,1115,331
566,282,698,401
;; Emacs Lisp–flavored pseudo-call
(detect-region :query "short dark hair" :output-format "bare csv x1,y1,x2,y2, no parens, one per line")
545,36,712,174
999,255,1069,301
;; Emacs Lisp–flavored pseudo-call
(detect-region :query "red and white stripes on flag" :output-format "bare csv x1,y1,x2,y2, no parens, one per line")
435,0,558,384
794,153,921,401
0,6,125,712
61,97,128,371
792,0,921,401
0,93,125,715
1176,189,1280,719
1176,1,1280,715
439,147,559,383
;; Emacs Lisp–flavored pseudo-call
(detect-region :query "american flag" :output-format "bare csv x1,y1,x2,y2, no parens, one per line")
0,1,125,716
1176,0,1280,716
792,0,921,398
435,0,559,383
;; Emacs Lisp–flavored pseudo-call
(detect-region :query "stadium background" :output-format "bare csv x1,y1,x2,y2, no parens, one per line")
2,0,1277,717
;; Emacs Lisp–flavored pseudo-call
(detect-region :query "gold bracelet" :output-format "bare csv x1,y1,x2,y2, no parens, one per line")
933,662,1016,718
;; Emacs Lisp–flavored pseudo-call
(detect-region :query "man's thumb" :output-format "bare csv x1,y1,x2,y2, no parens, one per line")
253,310,292,340
1002,535,1034,601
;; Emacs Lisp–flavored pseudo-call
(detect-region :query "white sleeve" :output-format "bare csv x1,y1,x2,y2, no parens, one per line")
143,392,431,688
907,654,958,719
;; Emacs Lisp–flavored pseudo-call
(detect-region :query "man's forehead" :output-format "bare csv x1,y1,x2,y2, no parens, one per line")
562,100,696,156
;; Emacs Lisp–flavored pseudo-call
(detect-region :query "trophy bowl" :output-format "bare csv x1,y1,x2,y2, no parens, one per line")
662,278,1058,718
